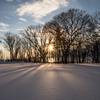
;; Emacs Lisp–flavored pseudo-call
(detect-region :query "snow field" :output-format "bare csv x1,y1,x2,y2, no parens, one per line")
0,63,100,100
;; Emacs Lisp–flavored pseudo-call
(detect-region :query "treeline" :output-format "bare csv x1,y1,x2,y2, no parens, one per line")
1,8,100,63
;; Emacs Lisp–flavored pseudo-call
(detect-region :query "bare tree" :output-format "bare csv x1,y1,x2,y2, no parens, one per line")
3,32,20,61
43,8,94,63
43,20,65,63
21,38,33,62
90,11,100,62
21,24,54,63
38,31,53,63
21,25,45,62
0,50,3,61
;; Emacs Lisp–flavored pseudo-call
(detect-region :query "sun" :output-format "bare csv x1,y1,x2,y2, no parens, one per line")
49,45,53,51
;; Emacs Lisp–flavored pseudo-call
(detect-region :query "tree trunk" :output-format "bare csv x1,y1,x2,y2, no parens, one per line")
29,57,31,62
43,57,46,63
78,51,81,63
65,55,67,64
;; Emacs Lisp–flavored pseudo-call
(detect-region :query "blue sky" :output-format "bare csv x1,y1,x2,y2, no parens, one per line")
0,0,100,57
0,0,100,36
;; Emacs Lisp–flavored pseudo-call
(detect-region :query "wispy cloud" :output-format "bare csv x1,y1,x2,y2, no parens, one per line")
5,16,10,19
0,29,9,32
34,19,45,24
17,28,23,31
0,22,9,27
19,18,27,22
17,0,69,19
6,0,13,2
0,22,9,32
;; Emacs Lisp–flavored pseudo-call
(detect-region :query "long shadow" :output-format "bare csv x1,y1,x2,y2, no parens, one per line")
73,63,100,67
0,63,45,88
47,64,100,76
0,63,43,75
46,64,73,73
0,62,21,64
72,64,100,72
46,64,100,91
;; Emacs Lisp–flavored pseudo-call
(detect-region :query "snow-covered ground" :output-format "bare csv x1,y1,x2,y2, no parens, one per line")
0,62,100,100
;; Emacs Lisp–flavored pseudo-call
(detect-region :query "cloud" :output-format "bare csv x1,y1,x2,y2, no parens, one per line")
0,22,9,32
0,29,9,32
0,22,9,27
17,0,69,19
19,18,27,22
34,19,45,24
17,28,23,31
6,0,13,1
5,16,10,19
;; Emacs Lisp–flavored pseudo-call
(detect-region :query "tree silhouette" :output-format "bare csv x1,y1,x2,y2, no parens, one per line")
3,32,20,61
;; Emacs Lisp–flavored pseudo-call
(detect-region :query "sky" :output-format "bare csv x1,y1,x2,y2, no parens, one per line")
0,0,100,58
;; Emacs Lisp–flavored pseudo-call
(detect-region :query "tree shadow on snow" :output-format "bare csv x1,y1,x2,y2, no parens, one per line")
0,63,44,75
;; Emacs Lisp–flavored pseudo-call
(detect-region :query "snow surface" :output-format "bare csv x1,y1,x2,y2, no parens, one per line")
0,62,100,100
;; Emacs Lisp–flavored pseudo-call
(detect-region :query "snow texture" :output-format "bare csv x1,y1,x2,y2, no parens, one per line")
0,62,100,100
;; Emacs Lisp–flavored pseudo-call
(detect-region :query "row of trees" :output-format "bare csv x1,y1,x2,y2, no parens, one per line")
1,8,100,63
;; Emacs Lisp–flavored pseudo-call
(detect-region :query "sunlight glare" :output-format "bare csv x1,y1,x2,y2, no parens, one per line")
49,45,53,51
48,58,54,62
